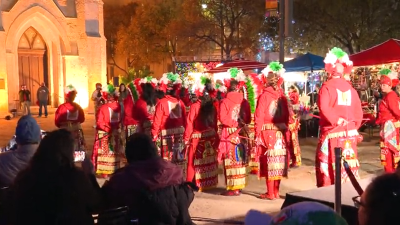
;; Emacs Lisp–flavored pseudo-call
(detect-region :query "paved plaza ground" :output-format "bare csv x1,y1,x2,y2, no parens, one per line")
0,108,382,224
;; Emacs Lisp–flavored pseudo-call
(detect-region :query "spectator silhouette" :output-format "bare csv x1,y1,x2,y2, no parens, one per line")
102,133,195,225
5,129,102,225
358,173,400,225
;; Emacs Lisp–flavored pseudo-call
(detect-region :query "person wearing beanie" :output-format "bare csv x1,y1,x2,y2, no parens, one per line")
255,62,289,200
0,115,41,187
183,76,219,191
375,68,400,173
54,85,86,162
316,47,363,187
218,68,251,196
151,72,187,177
92,84,122,178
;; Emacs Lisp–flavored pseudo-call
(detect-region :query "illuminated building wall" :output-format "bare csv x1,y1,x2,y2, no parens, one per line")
0,0,107,117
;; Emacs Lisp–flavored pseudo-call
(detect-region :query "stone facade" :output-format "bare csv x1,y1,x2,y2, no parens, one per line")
0,0,107,117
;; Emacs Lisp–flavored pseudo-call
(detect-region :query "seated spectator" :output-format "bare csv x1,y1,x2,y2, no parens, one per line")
244,201,347,225
0,115,41,187
5,129,102,225
102,133,195,225
358,173,400,225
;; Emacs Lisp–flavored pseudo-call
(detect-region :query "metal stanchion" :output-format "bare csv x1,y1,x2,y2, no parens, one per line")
334,147,342,215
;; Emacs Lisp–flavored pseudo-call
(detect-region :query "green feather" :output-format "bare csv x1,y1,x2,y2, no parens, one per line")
167,72,178,82
269,61,283,72
229,68,240,78
107,84,116,94
245,77,256,113
330,47,347,59
379,68,392,76
128,82,139,101
146,76,153,82
200,76,208,85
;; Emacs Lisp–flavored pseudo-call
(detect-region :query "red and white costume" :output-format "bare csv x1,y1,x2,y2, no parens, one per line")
218,68,251,194
123,88,138,138
316,48,363,187
92,85,122,176
151,73,187,175
287,89,301,167
134,77,158,136
375,69,400,172
55,85,86,162
184,79,219,191
255,62,289,200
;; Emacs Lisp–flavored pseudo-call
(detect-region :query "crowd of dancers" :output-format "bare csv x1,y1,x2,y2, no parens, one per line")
52,47,400,200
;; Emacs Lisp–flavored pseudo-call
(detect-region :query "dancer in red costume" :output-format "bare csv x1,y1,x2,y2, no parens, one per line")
55,85,86,162
151,73,187,176
244,73,267,175
184,77,219,191
123,84,138,139
134,77,158,136
287,85,302,167
375,68,400,172
214,80,227,135
218,68,251,196
316,47,363,187
92,84,122,177
255,62,289,200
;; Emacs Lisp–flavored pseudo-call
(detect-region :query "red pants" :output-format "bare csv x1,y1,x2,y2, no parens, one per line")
382,149,398,173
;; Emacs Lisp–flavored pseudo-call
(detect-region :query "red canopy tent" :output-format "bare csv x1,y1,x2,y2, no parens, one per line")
350,39,400,66
207,60,268,73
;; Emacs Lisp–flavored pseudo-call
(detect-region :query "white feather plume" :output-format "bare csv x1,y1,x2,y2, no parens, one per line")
64,85,76,94
159,73,169,85
236,70,247,82
324,52,338,66
388,71,398,80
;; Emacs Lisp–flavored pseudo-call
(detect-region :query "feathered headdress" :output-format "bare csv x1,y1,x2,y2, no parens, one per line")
260,61,286,87
215,81,227,93
102,84,117,99
158,72,182,93
127,79,142,101
324,47,353,77
261,61,286,77
243,73,264,113
224,67,247,90
192,80,205,97
379,68,399,87
139,76,158,87
64,84,76,99
200,75,212,85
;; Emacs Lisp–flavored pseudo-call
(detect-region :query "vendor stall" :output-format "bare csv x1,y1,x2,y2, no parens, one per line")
349,39,400,132
350,39,400,66
283,53,325,72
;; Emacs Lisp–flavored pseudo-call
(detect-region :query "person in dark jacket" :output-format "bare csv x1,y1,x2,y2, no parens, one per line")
18,85,31,115
37,82,49,117
102,133,195,225
0,115,41,187
5,129,103,225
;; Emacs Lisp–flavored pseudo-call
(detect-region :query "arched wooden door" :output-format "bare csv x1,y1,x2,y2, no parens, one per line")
18,27,49,104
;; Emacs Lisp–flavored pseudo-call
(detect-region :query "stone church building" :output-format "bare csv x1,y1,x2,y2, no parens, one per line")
0,0,107,117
